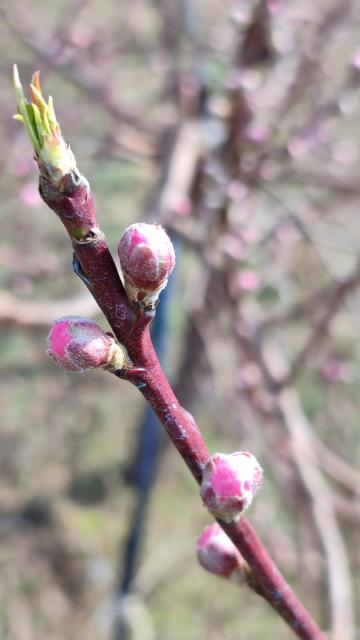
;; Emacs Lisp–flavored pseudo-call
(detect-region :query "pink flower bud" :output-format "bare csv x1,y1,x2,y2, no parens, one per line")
196,522,242,577
47,316,128,372
200,452,263,521
118,223,175,307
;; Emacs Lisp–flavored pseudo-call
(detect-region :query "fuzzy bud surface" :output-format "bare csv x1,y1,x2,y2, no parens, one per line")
200,451,263,521
47,316,127,372
196,522,242,577
118,223,175,307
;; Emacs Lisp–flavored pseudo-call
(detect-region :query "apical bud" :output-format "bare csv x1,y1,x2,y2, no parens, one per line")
118,223,175,308
196,522,243,577
47,316,129,372
200,452,263,522
13,65,77,184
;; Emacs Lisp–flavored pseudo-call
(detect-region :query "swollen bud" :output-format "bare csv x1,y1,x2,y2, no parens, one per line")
118,223,175,308
200,452,263,522
47,316,130,372
196,523,243,578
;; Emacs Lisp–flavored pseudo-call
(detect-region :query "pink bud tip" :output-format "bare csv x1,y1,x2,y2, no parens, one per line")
196,523,242,577
47,316,115,372
118,223,175,306
200,452,263,521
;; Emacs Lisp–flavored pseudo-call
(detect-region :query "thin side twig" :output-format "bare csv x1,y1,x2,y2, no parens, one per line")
315,439,360,497
277,260,360,389
278,389,355,640
263,344,355,640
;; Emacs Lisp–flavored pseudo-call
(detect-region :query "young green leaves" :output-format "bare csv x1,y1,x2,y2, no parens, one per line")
13,65,76,183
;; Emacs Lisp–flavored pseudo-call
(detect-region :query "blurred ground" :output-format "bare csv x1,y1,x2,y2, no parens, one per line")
0,1,360,639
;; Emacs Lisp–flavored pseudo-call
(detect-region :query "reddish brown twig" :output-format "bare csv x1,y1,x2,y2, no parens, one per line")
39,173,135,337
39,168,327,640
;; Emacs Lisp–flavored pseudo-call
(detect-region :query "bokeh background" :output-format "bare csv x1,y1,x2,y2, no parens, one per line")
1,1,360,638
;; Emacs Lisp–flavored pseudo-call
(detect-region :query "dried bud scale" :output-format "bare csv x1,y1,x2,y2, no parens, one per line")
196,522,243,578
200,452,263,522
118,223,175,308
47,316,129,372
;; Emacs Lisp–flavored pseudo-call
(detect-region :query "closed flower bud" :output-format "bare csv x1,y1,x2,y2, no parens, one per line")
118,223,175,308
200,452,263,522
196,523,243,577
47,316,129,372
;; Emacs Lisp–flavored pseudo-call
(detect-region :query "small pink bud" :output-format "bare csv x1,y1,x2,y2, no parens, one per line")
196,523,242,577
47,316,129,372
118,223,175,308
200,452,263,521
